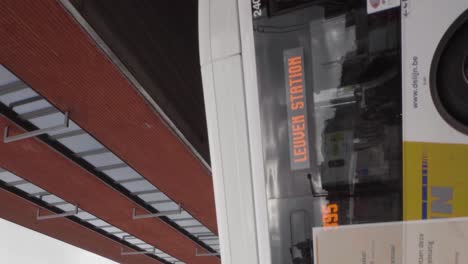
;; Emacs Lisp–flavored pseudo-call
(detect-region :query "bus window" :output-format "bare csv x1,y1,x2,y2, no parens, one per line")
253,2,402,263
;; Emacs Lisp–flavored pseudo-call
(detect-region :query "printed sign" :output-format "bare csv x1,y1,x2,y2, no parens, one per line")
404,142,468,221
367,0,401,14
251,0,268,19
313,218,468,264
284,48,310,171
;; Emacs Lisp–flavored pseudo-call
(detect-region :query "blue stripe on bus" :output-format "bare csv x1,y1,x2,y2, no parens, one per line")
422,154,428,219
422,201,427,219
422,185,427,201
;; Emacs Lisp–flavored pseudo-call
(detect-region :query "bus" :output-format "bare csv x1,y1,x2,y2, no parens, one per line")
199,0,468,263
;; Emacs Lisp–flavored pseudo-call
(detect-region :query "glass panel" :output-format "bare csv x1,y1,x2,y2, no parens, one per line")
139,244,154,249
42,195,64,204
13,100,51,114
139,192,168,202
15,184,45,194
102,226,122,233
0,65,19,86
167,211,192,220
121,180,156,193
76,212,96,220
56,203,77,212
58,134,102,153
47,120,81,136
112,233,130,239
88,219,109,227
152,201,180,211
175,220,200,226
26,112,66,134
184,227,209,233
104,167,141,181
83,152,123,168
0,171,22,183
126,238,144,244
0,88,37,105
204,240,219,245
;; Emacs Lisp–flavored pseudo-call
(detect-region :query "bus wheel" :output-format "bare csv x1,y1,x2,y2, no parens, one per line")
431,13,468,134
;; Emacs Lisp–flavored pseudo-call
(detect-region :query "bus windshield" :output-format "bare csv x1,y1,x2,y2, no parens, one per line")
252,1,402,263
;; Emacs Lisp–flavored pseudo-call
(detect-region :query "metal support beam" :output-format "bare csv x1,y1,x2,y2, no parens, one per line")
121,247,155,256
49,201,70,206
132,189,160,196
109,230,126,235
0,81,28,96
6,180,27,186
75,148,108,157
117,178,145,184
96,163,127,171
198,237,219,241
4,112,69,143
198,236,218,240
173,217,195,222
181,224,203,229
132,242,150,246
132,204,183,220
192,232,213,236
204,241,220,246
29,191,50,198
148,199,171,205
83,217,100,222
19,106,59,120
50,129,85,140
9,96,42,108
197,234,217,238
122,235,136,241
195,248,220,257
36,205,78,221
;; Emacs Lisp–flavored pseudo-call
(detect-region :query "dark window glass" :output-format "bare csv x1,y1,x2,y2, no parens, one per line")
253,2,402,263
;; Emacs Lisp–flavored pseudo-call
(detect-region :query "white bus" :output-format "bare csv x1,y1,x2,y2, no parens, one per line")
199,1,468,263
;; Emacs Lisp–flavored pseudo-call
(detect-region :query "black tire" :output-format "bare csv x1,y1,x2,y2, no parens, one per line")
431,10,468,134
